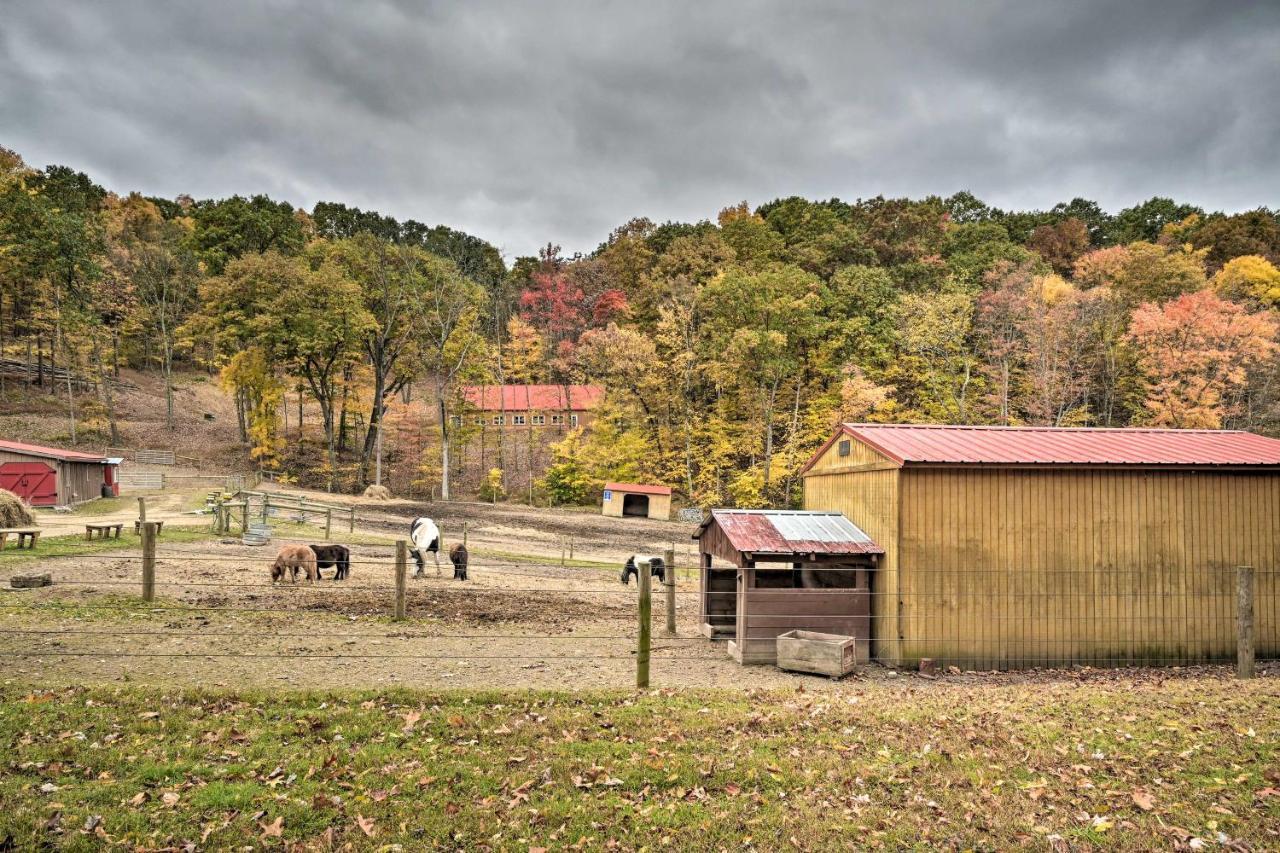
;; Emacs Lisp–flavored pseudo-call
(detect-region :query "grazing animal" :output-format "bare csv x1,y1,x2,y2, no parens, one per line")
309,543,351,580
449,543,469,581
408,517,441,578
621,554,666,585
271,544,318,584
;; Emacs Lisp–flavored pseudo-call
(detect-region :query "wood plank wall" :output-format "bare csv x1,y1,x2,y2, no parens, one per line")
803,438,902,663
897,467,1280,669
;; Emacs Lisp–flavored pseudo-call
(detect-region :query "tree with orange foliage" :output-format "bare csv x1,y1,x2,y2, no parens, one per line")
1125,290,1277,428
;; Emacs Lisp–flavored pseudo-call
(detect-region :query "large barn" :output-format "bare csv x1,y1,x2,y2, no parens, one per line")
0,439,118,507
801,424,1280,670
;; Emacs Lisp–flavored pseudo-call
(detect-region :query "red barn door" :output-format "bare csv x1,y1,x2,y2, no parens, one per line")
0,461,58,506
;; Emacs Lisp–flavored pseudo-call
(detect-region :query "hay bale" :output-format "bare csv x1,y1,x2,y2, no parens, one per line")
11,573,51,589
362,484,392,500
0,489,35,528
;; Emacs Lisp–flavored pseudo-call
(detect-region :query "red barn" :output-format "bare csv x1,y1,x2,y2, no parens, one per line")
0,439,118,506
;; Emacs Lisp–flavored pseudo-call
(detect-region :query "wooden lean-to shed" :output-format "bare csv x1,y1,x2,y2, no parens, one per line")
0,439,118,506
602,482,672,520
695,509,882,665
801,424,1280,670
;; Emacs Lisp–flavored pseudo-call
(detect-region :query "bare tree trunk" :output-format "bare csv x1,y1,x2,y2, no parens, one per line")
92,332,120,445
438,394,451,501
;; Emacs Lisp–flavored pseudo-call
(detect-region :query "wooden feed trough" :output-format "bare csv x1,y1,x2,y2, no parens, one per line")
776,630,858,678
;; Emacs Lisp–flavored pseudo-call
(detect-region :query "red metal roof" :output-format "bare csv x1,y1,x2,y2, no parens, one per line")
0,439,108,463
808,423,1280,469
697,509,883,556
461,384,603,412
605,482,672,496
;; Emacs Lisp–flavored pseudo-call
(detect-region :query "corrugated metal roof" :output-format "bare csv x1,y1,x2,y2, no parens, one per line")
461,384,603,412
814,424,1280,468
0,439,108,463
604,482,672,496
700,509,883,556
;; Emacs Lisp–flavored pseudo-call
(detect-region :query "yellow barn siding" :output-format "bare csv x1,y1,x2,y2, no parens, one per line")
896,468,1279,668
803,467,901,663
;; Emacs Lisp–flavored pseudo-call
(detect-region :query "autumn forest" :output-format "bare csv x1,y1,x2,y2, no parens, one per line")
3,145,1280,507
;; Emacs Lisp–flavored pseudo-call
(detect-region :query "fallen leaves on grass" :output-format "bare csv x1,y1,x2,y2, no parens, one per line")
1131,789,1155,811
356,815,377,837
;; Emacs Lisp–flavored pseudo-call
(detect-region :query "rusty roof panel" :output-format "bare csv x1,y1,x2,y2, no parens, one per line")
840,424,1280,467
0,439,108,463
706,509,883,556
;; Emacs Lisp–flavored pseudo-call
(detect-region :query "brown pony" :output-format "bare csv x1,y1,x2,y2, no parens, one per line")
271,544,318,584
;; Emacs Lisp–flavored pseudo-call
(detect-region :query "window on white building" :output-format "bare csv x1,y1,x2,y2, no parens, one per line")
550,414,563,425
531,414,545,425
513,414,526,425
493,415,505,425
570,414,579,427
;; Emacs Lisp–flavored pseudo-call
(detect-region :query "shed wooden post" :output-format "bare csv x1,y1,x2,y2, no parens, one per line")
395,541,408,621
141,522,156,602
637,557,652,688
664,547,676,635
1237,565,1255,679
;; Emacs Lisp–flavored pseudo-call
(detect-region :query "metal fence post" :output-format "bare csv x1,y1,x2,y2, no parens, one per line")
664,547,676,636
395,541,408,622
637,559,652,688
1238,565,1255,679
141,522,156,602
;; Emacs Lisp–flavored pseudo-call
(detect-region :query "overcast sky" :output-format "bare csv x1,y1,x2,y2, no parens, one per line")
3,1,1277,257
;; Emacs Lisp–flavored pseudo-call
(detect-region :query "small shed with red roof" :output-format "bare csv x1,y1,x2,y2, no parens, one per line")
694,509,883,665
602,482,671,520
802,423,1280,670
0,439,118,506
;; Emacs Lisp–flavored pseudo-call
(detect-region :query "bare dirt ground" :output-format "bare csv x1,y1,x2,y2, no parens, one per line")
0,535,813,691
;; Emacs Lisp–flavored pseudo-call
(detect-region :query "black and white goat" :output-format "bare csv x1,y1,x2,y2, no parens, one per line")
620,554,666,585
408,517,441,578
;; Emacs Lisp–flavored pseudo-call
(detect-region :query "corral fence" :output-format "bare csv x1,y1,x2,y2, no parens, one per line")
705,563,1277,675
117,471,256,493
2,514,1273,683
0,525,694,688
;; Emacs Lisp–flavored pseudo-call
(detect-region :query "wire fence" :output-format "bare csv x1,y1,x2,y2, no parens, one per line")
3,522,1276,680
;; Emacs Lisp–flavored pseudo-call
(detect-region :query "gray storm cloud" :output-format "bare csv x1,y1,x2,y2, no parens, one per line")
2,0,1276,257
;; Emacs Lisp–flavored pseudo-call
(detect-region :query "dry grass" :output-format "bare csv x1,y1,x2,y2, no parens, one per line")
0,680,1277,850
0,488,36,527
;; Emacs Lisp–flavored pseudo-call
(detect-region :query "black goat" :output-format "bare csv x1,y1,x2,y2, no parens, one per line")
621,554,665,585
309,543,351,580
449,543,469,581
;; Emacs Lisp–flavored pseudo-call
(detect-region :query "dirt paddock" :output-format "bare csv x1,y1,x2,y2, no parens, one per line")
4,505,1277,691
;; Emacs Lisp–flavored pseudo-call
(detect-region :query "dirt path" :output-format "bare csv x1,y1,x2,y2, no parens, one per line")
33,492,204,537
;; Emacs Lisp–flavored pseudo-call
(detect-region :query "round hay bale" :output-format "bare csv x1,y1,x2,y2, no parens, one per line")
362,484,392,501
0,489,35,528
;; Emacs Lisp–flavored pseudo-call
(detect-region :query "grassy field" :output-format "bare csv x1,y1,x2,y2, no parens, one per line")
1,679,1276,850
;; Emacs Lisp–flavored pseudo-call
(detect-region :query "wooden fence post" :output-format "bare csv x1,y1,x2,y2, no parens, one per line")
141,522,156,602
664,547,676,636
637,558,652,688
560,537,566,568
462,520,468,547
324,509,332,540
395,541,408,621
568,538,574,561
348,508,355,533
137,496,147,525
1238,565,1255,679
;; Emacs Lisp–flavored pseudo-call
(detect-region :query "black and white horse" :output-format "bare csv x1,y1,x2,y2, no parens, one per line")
408,517,441,578
621,554,666,585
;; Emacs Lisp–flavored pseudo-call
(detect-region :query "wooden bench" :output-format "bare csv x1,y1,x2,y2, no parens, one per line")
85,523,124,541
0,528,41,550
133,519,164,536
